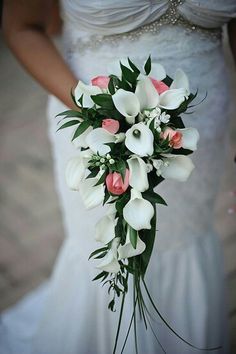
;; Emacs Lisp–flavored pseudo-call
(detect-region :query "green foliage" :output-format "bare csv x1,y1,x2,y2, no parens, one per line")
129,227,138,249
72,120,91,141
91,93,114,109
57,119,80,131
144,55,151,75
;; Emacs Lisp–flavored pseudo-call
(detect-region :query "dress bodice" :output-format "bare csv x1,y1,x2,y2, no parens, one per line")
60,0,236,36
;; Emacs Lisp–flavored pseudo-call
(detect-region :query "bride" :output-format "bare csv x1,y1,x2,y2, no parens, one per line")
1,1,236,353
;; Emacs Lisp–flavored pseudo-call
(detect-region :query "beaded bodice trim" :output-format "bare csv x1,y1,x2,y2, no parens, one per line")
71,0,222,53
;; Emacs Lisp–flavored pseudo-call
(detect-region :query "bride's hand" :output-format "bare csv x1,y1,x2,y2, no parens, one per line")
2,0,78,109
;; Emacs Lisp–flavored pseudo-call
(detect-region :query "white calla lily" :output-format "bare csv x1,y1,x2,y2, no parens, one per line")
65,150,93,191
112,89,140,124
97,238,120,273
65,156,85,191
160,154,195,182
107,58,131,77
127,155,149,192
95,210,117,244
149,63,166,81
176,127,200,151
125,122,154,157
74,81,102,108
123,189,154,230
79,176,105,209
118,225,146,259
135,76,160,111
86,128,116,155
73,125,93,149
159,88,186,110
170,68,190,96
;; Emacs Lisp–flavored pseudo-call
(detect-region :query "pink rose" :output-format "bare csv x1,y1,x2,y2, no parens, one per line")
161,127,183,149
106,169,130,195
150,78,169,94
91,76,110,89
102,118,120,134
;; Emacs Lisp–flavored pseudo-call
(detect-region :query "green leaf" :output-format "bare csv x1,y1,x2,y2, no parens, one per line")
91,94,114,109
116,160,127,182
86,168,99,179
162,75,173,87
115,193,130,215
140,205,156,276
56,110,82,118
120,63,137,85
144,55,151,75
115,218,124,239
142,191,167,206
89,247,108,260
129,227,137,249
72,120,91,141
127,58,140,74
108,76,116,95
57,119,80,131
103,189,111,205
93,171,107,186
92,271,108,281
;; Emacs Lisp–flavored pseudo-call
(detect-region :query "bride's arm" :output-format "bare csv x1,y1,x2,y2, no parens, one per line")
2,0,77,109
228,19,236,65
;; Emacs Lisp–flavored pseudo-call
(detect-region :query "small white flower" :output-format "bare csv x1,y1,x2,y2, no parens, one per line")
159,112,171,124
151,159,164,176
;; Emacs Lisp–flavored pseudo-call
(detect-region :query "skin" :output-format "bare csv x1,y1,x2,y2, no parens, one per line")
2,1,236,110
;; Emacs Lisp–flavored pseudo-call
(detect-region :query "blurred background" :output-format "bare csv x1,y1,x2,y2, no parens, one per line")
0,2,236,352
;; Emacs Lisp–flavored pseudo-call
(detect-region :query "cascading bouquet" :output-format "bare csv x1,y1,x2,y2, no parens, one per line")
56,57,218,353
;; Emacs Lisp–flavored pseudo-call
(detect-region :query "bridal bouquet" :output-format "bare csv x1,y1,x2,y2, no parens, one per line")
57,57,203,353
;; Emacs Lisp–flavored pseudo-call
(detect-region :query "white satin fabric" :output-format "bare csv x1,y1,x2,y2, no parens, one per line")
0,1,235,353
61,0,236,34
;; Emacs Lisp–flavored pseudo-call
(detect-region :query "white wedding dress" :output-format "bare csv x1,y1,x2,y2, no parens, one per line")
1,1,236,353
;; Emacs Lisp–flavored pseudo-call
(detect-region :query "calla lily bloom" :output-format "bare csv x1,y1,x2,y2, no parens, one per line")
135,76,160,111
74,80,102,108
118,225,146,259
65,150,93,190
86,128,125,155
73,125,93,149
176,128,200,151
158,88,187,110
149,63,166,81
97,238,120,273
79,175,105,209
112,89,140,124
123,189,154,230
127,155,149,192
125,122,154,157
160,154,195,182
95,209,117,244
170,68,190,96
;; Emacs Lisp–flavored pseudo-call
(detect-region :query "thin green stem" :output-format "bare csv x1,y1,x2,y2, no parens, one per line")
133,276,138,354
142,279,221,351
113,272,129,354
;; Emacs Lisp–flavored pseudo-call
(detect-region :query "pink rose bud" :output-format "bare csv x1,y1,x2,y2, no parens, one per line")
150,78,169,94
102,118,120,134
91,76,110,89
161,127,183,149
106,169,130,195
